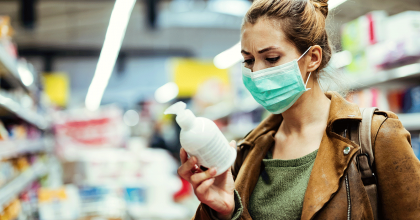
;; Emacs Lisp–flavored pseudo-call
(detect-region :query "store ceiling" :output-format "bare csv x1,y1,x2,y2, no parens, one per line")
0,0,419,108
0,0,419,59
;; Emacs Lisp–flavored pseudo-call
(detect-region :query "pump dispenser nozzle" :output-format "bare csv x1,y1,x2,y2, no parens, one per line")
164,101,196,131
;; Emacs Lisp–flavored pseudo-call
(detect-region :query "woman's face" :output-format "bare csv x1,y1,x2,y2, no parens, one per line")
241,18,307,73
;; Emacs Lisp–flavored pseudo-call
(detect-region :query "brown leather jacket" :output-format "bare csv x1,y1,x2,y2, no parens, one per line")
193,91,420,220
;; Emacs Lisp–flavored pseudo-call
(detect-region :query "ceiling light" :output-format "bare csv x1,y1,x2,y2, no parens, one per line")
17,62,34,86
329,0,348,9
85,0,136,111
155,82,179,104
331,50,352,68
123,110,139,127
214,42,242,69
207,0,251,17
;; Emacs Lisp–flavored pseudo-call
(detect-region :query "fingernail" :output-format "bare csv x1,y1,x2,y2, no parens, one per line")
211,168,217,175
229,140,236,145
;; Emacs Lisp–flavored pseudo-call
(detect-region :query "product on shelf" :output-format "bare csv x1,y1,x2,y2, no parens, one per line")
0,161,17,187
8,124,28,140
347,86,420,114
12,156,30,172
54,106,126,160
19,181,42,220
38,185,81,220
385,11,420,42
342,10,420,75
0,16,14,39
0,199,21,220
403,86,420,113
341,11,387,51
0,16,17,59
0,122,9,141
341,11,388,74
366,34,420,69
412,136,420,159
387,89,405,113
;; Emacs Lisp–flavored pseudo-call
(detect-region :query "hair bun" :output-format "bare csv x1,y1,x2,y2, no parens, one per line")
311,0,328,17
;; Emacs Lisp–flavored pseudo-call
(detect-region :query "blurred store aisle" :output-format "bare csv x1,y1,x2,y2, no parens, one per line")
0,0,418,220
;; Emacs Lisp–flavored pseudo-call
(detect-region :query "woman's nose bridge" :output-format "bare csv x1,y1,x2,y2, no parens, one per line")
253,60,266,72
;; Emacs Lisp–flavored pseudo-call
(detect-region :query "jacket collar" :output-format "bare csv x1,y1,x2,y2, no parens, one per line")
236,91,363,220
325,91,362,129
301,91,362,220
239,91,362,145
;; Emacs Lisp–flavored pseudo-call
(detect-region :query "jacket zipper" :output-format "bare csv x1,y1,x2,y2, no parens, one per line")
345,174,351,220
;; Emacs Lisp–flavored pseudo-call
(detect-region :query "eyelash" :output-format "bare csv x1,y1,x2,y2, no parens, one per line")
243,59,254,65
242,57,280,65
266,57,280,63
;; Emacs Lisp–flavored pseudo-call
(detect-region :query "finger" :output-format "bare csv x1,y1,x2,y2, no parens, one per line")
180,148,188,164
177,156,197,181
193,164,202,173
195,178,215,197
191,167,217,188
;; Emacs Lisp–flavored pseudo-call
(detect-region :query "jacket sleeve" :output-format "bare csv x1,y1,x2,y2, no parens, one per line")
372,111,420,219
191,183,244,220
204,190,243,220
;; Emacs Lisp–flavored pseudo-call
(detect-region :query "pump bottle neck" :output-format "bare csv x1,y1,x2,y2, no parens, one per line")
176,109,195,131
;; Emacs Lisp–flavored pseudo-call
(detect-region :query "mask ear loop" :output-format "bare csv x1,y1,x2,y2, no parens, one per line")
298,46,313,91
305,72,312,91
298,46,312,61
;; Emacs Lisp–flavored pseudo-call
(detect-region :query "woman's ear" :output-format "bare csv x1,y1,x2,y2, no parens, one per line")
306,45,322,73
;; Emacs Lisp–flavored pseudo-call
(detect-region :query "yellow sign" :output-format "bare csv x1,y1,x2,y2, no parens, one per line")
38,187,67,202
171,58,229,97
43,73,69,107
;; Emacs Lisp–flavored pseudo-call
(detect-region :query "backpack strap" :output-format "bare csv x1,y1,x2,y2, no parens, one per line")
360,107,377,164
357,107,379,220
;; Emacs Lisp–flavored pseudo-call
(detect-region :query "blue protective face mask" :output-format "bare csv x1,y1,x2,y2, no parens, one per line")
242,46,312,114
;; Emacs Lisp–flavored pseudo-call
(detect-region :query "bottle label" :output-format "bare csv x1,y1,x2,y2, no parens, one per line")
190,136,231,169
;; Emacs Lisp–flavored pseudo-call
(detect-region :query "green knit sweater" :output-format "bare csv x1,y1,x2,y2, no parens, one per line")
210,149,318,220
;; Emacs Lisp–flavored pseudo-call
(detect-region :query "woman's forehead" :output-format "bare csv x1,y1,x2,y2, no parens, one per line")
241,19,293,52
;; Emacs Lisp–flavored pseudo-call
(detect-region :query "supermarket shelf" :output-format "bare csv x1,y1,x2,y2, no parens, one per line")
0,161,47,208
0,93,51,130
349,63,420,90
0,138,53,160
397,113,420,131
0,45,29,92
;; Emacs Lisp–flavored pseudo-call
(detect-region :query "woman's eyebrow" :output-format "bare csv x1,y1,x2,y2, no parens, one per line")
258,46,279,54
241,46,280,55
241,50,250,55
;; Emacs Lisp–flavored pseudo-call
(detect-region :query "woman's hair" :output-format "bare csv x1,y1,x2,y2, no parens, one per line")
242,0,349,95
243,0,330,75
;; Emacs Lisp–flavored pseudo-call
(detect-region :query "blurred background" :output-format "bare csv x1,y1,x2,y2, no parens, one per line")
0,0,418,219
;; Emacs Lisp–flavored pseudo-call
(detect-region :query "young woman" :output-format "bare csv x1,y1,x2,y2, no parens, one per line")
177,0,420,219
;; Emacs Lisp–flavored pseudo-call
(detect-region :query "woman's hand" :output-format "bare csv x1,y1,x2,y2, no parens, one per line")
177,141,236,219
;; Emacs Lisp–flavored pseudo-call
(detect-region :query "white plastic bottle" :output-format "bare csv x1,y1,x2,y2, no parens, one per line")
164,101,236,176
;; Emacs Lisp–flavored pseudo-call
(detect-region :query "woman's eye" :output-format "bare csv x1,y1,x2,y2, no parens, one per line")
243,59,254,65
266,57,280,63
